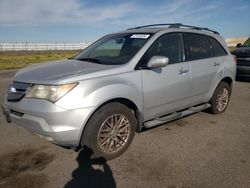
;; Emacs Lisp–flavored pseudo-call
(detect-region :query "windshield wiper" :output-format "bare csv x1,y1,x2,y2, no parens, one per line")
76,58,102,64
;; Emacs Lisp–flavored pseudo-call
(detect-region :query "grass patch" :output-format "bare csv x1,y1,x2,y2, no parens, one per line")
229,47,236,52
0,50,80,70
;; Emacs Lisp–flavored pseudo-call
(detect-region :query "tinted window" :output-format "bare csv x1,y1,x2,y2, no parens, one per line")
141,33,184,66
183,33,213,61
208,37,227,56
243,37,250,47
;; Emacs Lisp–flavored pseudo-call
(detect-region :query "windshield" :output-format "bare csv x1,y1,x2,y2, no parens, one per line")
243,37,250,47
74,33,151,65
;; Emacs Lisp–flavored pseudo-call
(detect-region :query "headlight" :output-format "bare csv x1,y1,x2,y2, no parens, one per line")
26,83,77,103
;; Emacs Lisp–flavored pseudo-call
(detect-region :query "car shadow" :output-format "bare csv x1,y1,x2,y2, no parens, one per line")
64,147,116,188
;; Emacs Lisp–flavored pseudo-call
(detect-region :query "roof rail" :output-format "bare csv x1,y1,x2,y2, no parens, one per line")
127,23,219,35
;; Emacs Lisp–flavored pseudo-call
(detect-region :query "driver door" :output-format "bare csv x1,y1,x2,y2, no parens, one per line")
140,33,191,121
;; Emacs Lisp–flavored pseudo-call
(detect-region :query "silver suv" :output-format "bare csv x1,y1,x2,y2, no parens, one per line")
2,24,236,160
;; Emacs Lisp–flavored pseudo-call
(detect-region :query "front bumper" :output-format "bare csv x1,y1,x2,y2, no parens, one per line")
236,66,250,77
2,98,94,148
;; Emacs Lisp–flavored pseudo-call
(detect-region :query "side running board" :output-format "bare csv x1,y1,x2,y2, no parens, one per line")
143,103,211,129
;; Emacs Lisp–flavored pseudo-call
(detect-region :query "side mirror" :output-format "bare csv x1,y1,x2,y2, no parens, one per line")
236,43,243,48
147,56,169,68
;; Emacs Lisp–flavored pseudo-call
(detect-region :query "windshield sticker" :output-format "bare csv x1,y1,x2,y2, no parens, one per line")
130,34,150,39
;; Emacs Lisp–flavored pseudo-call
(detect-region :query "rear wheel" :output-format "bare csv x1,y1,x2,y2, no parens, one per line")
81,102,136,160
209,82,231,114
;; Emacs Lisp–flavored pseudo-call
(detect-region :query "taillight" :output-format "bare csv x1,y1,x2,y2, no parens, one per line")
233,55,237,64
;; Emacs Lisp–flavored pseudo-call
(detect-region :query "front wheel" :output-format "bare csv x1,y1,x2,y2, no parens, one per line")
81,102,136,160
209,82,231,114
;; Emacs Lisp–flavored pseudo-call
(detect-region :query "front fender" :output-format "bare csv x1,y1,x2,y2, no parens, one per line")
56,71,143,112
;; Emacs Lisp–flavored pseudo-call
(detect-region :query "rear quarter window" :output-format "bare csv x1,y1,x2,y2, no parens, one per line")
183,33,213,61
208,37,228,57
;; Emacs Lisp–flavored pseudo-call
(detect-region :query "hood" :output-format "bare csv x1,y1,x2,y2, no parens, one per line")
14,59,118,84
232,47,250,55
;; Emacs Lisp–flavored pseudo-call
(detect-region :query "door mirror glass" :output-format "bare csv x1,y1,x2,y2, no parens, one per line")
147,56,169,68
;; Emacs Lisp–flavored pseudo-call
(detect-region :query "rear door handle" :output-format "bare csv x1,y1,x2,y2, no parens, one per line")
178,68,189,74
214,62,220,66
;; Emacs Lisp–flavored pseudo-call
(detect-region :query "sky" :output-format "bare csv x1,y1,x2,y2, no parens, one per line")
0,0,249,42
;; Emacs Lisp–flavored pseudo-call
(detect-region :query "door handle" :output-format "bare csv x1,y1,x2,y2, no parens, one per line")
178,68,189,74
214,62,220,66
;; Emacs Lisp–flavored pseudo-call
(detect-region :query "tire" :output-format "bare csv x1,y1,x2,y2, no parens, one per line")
209,81,231,114
81,102,136,160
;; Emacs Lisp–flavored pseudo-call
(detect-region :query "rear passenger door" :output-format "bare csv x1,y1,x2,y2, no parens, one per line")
183,33,221,101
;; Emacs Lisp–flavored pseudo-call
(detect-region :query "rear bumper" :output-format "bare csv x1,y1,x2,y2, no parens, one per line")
2,98,95,148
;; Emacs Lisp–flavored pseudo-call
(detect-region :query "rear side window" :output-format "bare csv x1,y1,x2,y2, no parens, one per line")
183,33,213,61
208,37,227,57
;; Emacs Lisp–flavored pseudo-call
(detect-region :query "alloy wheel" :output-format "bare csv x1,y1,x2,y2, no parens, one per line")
97,114,131,154
216,88,229,112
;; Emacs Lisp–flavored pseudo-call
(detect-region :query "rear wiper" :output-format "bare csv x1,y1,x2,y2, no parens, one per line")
76,58,102,64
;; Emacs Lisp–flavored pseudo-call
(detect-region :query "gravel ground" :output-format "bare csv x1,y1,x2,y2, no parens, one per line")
0,70,249,188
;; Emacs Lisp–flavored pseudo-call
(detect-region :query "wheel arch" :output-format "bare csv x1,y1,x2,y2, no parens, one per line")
100,98,142,129
207,76,234,105
221,76,233,86
77,97,142,149
220,76,233,95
